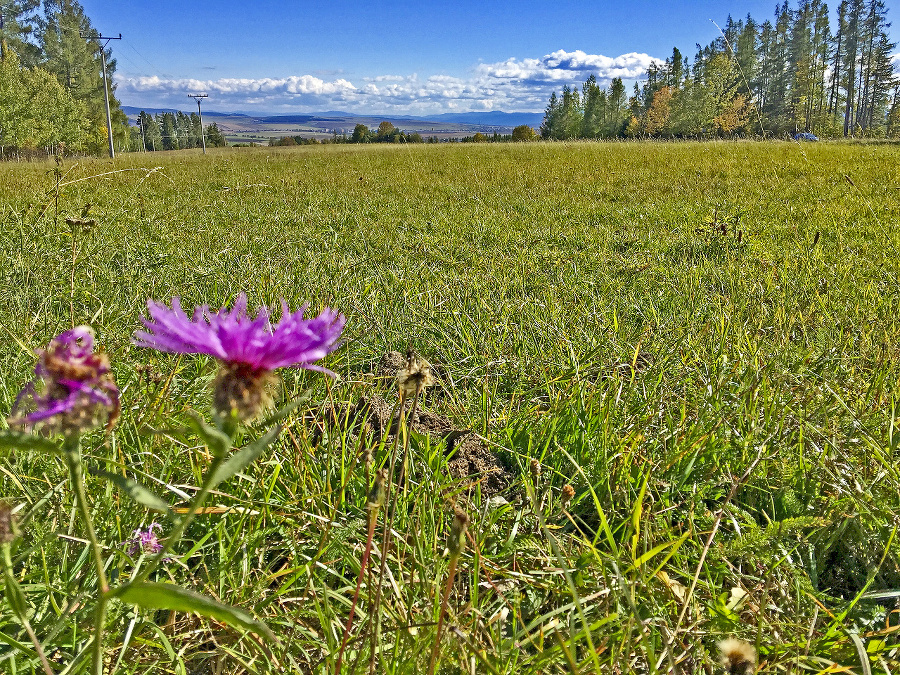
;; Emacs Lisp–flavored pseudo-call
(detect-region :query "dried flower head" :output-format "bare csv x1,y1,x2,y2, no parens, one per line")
529,458,541,481
367,468,388,510
718,638,756,675
65,217,96,233
126,522,164,557
448,507,469,557
396,349,434,400
561,484,575,508
134,294,345,420
10,326,119,434
0,502,15,545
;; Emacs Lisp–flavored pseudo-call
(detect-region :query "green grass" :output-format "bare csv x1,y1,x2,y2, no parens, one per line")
1,140,899,673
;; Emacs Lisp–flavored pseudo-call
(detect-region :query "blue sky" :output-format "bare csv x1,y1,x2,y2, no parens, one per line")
83,0,899,114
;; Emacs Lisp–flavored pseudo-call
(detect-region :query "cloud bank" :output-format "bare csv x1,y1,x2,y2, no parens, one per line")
117,49,662,113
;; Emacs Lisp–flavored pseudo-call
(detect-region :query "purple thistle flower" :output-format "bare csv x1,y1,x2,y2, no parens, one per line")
126,522,164,557
10,326,120,434
134,294,345,419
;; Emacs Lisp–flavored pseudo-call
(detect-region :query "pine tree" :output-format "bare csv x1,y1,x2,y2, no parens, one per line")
1,0,40,64
828,0,848,118
840,0,864,135
39,0,127,152
175,111,192,148
854,0,894,132
190,112,202,147
733,15,759,94
139,110,160,151
581,75,602,138
606,78,628,136
540,91,562,139
205,122,226,147
886,87,900,137
160,112,177,150
540,0,897,140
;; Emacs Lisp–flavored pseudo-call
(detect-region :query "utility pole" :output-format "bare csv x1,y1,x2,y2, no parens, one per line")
82,32,121,158
188,94,208,154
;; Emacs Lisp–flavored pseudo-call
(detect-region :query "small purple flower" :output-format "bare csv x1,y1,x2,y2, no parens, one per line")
134,294,345,419
126,522,164,557
10,326,120,434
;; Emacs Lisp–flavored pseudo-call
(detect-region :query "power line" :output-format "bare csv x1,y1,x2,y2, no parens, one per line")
81,32,121,159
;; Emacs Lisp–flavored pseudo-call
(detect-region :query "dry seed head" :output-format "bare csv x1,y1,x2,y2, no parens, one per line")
396,349,435,399
448,508,469,557
0,502,15,545
529,458,541,481
561,484,575,508
65,217,96,233
212,362,278,421
718,638,756,675
367,469,388,510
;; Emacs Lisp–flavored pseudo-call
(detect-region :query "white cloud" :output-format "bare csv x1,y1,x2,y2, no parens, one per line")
477,50,661,83
118,49,661,114
127,74,357,97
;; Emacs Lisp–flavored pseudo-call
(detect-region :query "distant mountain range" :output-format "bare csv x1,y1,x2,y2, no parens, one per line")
120,106,544,132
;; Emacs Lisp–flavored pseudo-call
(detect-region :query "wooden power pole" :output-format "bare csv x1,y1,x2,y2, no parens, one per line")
82,32,121,158
188,94,209,154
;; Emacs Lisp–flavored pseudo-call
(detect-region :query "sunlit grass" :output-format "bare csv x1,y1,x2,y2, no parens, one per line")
1,139,899,673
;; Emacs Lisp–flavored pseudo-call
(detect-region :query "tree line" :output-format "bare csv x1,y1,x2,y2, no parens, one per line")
541,0,898,139
269,122,541,146
0,0,225,157
0,0,131,156
133,111,225,152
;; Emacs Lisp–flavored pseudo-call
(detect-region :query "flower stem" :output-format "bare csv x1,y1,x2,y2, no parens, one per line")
2,544,55,675
525,481,602,674
426,553,458,675
369,391,409,675
335,503,379,674
111,454,225,594
63,438,109,593
62,436,109,675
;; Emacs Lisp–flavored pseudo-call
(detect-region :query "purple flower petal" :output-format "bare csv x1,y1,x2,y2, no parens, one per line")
134,295,346,373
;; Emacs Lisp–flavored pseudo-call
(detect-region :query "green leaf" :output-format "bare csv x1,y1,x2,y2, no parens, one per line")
0,627,39,658
860,589,900,601
4,574,27,616
208,425,281,490
119,581,275,641
847,630,872,675
89,468,173,516
184,411,232,458
0,431,61,455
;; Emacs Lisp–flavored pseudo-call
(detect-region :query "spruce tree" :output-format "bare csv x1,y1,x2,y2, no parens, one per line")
160,113,178,150
0,0,40,64
39,0,126,152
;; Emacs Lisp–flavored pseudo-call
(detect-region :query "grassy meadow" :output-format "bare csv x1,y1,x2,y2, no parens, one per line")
1,140,899,673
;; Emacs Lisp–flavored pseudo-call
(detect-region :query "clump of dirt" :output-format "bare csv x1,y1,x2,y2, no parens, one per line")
374,351,406,383
312,352,511,496
348,394,511,496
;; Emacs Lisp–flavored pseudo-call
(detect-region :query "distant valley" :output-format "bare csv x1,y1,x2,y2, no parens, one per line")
121,107,544,144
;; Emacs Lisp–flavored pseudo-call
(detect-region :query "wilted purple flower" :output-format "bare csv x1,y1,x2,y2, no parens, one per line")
10,326,120,434
126,522,164,557
134,294,345,419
